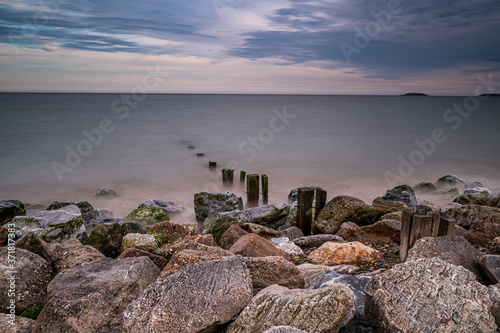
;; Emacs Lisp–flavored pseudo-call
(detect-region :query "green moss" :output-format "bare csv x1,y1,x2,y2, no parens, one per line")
150,232,166,247
20,305,43,320
126,206,169,224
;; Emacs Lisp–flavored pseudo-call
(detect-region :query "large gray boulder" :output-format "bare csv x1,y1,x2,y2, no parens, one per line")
444,204,500,229
374,185,417,208
194,191,243,221
0,313,35,333
47,201,97,225
226,284,355,333
33,257,159,333
202,212,240,244
454,192,500,207
10,205,87,242
123,256,253,333
310,271,372,333
0,200,25,224
435,174,469,190
220,203,291,230
138,199,184,215
365,258,496,332
0,248,53,315
85,222,124,258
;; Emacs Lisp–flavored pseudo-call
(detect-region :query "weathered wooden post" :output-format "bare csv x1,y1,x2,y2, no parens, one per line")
261,174,268,205
247,174,259,207
209,161,217,169
297,188,314,236
399,208,415,263
315,189,327,219
240,170,246,184
228,169,234,184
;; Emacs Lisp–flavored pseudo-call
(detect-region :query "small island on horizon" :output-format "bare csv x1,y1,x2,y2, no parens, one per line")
400,93,429,96
479,93,500,97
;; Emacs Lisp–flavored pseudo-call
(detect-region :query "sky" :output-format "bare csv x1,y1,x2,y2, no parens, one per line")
0,0,499,95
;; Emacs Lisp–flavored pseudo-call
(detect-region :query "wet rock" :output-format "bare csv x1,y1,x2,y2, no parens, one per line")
121,233,158,253
372,198,408,212
465,213,500,246
293,234,345,248
117,247,167,270
337,219,401,244
310,271,372,333
44,239,105,273
194,191,243,221
480,255,500,284
242,222,279,238
221,204,291,229
279,226,304,240
47,201,96,225
10,205,87,242
435,174,469,190
220,224,249,250
33,257,159,333
0,248,52,315
121,222,147,235
124,205,169,224
139,198,184,215
308,241,383,266
296,263,335,288
270,237,304,256
374,185,417,208
85,222,124,258
464,186,493,195
15,232,47,258
244,256,304,294
148,221,196,247
0,313,35,333
365,257,496,332
92,188,119,199
314,196,387,234
202,212,240,244
123,256,253,333
413,182,438,194
229,234,291,260
454,192,500,207
444,204,500,229
379,210,403,222
226,284,355,333
0,200,25,224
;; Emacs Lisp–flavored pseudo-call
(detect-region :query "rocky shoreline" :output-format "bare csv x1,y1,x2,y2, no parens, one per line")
1,174,500,332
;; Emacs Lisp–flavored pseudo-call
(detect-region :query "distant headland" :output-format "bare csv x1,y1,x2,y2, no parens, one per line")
479,93,500,97
400,93,429,96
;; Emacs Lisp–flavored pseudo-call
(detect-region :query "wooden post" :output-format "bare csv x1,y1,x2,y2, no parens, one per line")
228,170,234,184
400,208,415,263
437,213,455,236
247,174,259,207
240,170,246,184
409,214,433,247
297,188,314,236
315,189,327,220
209,161,217,169
261,174,268,205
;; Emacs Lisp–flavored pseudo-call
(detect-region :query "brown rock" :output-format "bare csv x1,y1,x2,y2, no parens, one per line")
296,263,335,288
241,223,279,239
184,234,217,247
379,210,403,222
117,247,168,270
0,226,8,246
480,255,500,284
292,234,345,248
220,224,249,249
15,232,47,258
489,284,500,328
444,204,500,229
465,213,500,246
44,239,106,273
0,313,35,333
148,221,196,247
308,241,383,266
337,220,401,244
244,256,304,294
229,234,291,260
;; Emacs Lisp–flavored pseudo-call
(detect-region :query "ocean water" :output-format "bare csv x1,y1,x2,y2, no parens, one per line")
1,93,499,222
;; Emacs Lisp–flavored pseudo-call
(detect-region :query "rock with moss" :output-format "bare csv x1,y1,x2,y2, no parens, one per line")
20,305,43,320
194,191,243,221
372,199,407,212
10,205,86,242
221,204,291,230
314,196,388,234
121,233,158,253
453,192,500,207
148,221,196,247
47,201,97,225
122,222,147,235
202,212,240,244
125,205,169,224
444,204,500,229
374,185,417,208
435,174,468,190
0,199,25,224
139,199,184,216
85,223,124,258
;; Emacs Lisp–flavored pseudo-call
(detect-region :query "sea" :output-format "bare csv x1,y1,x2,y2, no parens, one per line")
1,93,499,222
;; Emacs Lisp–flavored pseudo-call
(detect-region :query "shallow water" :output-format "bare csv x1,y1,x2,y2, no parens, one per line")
1,93,499,222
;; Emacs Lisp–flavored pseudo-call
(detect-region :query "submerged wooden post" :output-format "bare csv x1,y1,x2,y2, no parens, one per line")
240,170,246,184
228,169,234,184
315,189,327,219
261,174,268,205
209,161,217,170
297,188,314,236
247,174,259,207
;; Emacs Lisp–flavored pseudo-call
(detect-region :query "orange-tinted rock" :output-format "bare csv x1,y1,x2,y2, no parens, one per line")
229,234,290,260
118,247,168,270
308,241,383,266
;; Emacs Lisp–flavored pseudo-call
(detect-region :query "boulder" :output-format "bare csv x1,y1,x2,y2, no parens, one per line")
10,205,87,242
139,199,184,215
92,188,119,199
229,234,291,260
148,221,196,247
310,271,372,333
454,192,500,207
491,237,500,254
226,284,355,333
220,224,249,249
336,219,401,244
0,313,35,333
92,217,124,227
121,233,158,253
279,226,304,240
444,204,500,229
314,196,387,234
124,205,169,224
0,226,8,246
44,239,105,273
270,237,304,256
296,263,334,288
489,284,500,328
407,236,486,284
374,185,417,208
202,212,240,244
264,327,308,333
194,191,243,221
123,256,253,333
413,182,438,194
379,210,403,222
465,213,500,245
47,201,96,225
293,234,345,248
435,174,469,190
365,257,496,332
288,186,325,204
33,257,159,333
464,186,492,195
242,222,279,238
85,222,124,258
0,248,52,315
15,232,47,258
157,248,232,280
0,200,25,224
221,204,291,229
117,248,167,270
121,222,147,235
155,239,234,261
480,255,500,284
244,256,305,294
371,198,407,212
308,241,383,266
